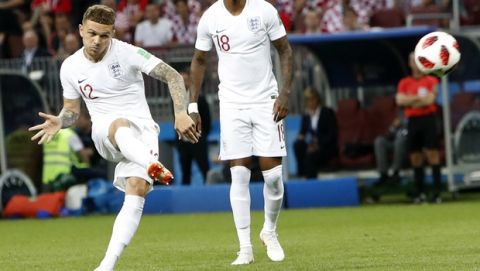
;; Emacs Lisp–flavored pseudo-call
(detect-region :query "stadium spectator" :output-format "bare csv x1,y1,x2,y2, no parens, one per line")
162,0,202,20
28,4,198,270
170,0,200,45
134,3,173,48
41,127,91,192
373,112,407,185
302,8,322,34
57,32,80,58
117,0,148,42
0,0,25,58
396,52,442,204
342,5,366,31
21,29,51,73
294,87,338,178
176,66,211,185
31,0,72,16
190,0,292,265
101,0,131,42
50,13,73,55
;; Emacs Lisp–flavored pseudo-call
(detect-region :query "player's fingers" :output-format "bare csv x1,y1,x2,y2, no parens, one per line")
28,123,45,131
184,129,199,143
31,130,45,141
38,133,48,145
38,112,51,119
45,134,53,144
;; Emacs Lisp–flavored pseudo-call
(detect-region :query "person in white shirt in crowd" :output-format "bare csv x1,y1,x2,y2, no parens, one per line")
134,3,173,47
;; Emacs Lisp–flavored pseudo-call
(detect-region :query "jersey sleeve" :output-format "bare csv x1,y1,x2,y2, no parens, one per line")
195,11,213,51
264,3,286,41
60,60,81,100
124,42,162,74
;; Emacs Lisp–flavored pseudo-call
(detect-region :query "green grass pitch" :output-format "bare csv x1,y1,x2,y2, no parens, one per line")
1,201,480,270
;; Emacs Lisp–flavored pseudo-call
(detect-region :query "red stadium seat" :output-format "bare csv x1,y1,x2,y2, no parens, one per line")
336,98,374,169
369,8,405,28
368,96,398,137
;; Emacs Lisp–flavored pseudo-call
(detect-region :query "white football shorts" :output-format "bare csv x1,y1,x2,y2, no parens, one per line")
92,116,159,192
219,102,287,160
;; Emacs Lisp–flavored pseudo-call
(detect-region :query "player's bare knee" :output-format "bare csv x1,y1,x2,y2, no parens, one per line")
125,177,150,197
230,157,251,168
259,157,282,171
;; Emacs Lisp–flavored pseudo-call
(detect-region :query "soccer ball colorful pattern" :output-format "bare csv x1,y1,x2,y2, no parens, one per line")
414,31,461,77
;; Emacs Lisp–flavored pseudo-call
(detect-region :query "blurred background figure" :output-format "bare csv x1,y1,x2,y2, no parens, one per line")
294,87,338,179
176,66,211,185
170,0,199,45
42,126,91,192
396,53,442,204
0,0,28,58
101,0,131,42
303,8,322,34
62,33,80,56
373,112,407,185
134,3,173,48
116,0,148,42
21,29,51,73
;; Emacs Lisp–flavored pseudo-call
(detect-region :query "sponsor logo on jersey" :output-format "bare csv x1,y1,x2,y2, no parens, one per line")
247,16,261,32
109,62,122,78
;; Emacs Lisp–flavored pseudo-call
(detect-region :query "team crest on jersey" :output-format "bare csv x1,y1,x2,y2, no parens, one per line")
108,62,122,78
247,16,261,32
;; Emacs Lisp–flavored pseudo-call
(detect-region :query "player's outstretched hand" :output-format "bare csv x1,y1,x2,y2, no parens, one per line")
189,112,203,135
28,112,62,144
273,92,289,122
175,111,200,143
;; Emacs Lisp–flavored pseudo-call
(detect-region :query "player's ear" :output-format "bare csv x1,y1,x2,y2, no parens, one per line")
79,24,84,38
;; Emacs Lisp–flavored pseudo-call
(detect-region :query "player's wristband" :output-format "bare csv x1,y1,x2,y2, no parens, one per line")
188,103,198,114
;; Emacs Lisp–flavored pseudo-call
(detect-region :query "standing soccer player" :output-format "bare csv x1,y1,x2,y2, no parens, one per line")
190,0,293,265
28,5,200,271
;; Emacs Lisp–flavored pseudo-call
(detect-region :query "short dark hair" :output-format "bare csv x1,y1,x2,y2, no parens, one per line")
83,4,116,25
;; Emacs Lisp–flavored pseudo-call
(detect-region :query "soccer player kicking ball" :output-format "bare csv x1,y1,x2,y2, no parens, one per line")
190,0,293,265
28,5,200,271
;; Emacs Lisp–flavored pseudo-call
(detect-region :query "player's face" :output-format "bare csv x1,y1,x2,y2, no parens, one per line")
79,20,114,61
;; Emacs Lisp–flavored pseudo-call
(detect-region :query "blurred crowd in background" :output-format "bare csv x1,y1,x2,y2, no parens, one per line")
1,0,479,59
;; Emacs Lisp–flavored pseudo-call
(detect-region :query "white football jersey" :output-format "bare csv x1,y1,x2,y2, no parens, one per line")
195,0,287,107
61,39,162,123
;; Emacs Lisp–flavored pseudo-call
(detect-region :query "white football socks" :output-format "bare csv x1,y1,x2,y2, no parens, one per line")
262,165,284,232
114,127,153,168
230,166,252,251
97,195,145,270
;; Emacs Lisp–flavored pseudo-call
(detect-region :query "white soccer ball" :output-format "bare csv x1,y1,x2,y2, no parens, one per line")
414,31,461,77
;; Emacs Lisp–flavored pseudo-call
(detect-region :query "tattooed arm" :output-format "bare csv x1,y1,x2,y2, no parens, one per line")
149,61,187,114
271,35,293,122
60,98,81,127
29,98,81,144
149,62,200,143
